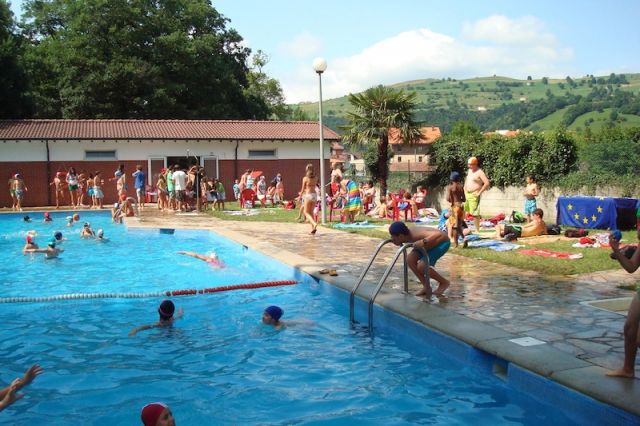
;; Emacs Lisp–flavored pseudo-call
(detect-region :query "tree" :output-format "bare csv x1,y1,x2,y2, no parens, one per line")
0,0,30,117
341,85,422,197
21,0,272,119
245,50,287,120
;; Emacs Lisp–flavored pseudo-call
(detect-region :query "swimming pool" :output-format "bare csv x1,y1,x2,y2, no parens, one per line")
0,212,624,424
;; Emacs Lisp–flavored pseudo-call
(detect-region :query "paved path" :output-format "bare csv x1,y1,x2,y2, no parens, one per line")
130,209,639,373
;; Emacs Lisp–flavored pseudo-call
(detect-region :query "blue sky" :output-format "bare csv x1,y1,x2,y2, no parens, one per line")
9,0,640,103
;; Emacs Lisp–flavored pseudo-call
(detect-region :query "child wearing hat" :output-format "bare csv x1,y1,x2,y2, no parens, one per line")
262,305,285,329
140,402,175,426
26,238,64,259
129,300,184,336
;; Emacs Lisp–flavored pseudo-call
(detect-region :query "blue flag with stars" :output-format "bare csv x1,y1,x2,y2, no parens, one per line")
556,196,617,229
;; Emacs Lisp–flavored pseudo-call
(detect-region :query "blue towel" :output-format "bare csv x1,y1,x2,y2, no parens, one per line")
333,221,381,229
467,239,521,251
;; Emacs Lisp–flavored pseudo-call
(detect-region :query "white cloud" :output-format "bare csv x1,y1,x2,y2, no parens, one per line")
278,32,323,58
282,16,573,103
461,15,556,47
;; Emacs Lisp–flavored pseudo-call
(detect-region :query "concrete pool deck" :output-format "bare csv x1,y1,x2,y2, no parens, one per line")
26,206,639,417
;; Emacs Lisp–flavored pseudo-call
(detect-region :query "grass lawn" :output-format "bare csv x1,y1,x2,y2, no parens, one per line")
209,203,637,276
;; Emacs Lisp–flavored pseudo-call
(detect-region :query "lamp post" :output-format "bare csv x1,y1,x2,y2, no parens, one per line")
313,57,327,224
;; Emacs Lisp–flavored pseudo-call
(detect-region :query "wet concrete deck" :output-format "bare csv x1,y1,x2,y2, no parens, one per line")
126,209,640,416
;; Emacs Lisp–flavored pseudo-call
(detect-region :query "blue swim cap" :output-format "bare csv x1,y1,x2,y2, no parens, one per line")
450,171,461,182
265,305,283,321
54,231,63,240
389,221,410,236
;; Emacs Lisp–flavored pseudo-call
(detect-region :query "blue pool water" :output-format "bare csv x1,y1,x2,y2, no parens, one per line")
0,212,592,424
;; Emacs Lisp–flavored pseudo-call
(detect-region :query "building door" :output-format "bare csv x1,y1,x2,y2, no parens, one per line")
147,157,166,187
201,156,218,179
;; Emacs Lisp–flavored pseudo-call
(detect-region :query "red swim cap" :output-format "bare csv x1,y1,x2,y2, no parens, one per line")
141,402,168,426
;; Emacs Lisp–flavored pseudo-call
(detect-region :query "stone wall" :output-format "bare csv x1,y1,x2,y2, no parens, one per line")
424,185,638,223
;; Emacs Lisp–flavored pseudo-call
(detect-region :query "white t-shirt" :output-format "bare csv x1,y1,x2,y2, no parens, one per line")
172,170,188,190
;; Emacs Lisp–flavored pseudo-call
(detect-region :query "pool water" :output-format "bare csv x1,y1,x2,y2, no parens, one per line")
0,212,579,425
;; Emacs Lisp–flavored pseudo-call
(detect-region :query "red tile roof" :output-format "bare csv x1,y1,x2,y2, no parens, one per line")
0,119,340,141
389,126,441,145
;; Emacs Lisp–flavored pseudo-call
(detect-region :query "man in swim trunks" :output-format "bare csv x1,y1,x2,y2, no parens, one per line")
11,174,28,212
389,221,451,299
464,157,490,232
607,227,640,378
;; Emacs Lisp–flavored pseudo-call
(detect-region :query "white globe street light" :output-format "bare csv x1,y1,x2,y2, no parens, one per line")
313,57,327,225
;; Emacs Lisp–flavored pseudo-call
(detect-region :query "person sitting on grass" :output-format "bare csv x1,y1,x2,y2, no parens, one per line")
494,208,546,241
606,228,640,379
388,221,451,299
129,300,184,336
0,365,44,412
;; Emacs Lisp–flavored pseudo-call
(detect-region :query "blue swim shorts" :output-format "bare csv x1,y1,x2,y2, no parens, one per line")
413,240,451,267
524,198,537,215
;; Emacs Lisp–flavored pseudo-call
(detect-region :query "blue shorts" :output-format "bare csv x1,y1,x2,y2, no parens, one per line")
413,240,451,267
524,198,537,215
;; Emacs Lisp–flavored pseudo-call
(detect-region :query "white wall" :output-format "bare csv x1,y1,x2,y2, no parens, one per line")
0,139,330,161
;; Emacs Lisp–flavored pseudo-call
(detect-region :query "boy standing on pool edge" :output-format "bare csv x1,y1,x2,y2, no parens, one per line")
388,222,450,299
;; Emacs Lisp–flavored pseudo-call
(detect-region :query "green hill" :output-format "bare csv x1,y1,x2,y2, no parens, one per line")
296,73,640,133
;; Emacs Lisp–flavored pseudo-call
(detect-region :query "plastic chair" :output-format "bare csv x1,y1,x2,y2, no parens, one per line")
145,185,158,203
240,188,256,208
391,194,413,221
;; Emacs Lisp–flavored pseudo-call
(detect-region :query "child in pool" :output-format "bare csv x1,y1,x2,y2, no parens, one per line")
22,231,38,253
0,364,44,412
129,300,184,336
141,402,176,426
262,305,285,330
26,238,64,259
177,251,225,268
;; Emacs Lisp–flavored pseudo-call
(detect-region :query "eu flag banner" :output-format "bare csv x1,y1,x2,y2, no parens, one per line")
556,196,618,229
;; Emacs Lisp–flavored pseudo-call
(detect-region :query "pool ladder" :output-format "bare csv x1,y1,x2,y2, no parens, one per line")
349,239,427,331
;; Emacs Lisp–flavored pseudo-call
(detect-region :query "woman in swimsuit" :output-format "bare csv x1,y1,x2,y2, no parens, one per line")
299,163,318,234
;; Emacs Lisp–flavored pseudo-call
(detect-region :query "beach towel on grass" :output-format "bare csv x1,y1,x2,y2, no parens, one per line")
466,239,522,251
333,221,380,229
520,248,583,260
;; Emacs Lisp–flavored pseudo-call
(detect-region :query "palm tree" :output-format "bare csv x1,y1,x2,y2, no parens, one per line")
341,85,421,197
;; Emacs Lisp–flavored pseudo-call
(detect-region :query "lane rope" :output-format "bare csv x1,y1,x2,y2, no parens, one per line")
0,280,298,304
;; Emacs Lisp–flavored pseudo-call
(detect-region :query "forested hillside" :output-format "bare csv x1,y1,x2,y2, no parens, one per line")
297,74,640,133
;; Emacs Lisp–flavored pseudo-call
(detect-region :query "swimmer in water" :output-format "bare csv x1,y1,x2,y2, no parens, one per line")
43,212,52,222
26,238,64,259
22,231,38,253
53,231,65,243
23,215,31,222
95,229,108,242
262,305,285,330
129,300,184,336
80,222,95,238
177,251,225,268
66,216,74,227
140,402,176,426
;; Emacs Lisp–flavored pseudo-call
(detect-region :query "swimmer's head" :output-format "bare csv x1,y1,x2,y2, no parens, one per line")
262,305,283,324
67,216,73,223
44,212,51,219
97,229,104,238
47,238,56,248
158,300,175,320
141,402,172,426
83,222,90,228
23,215,31,222
54,231,63,241
26,234,34,244
389,221,411,246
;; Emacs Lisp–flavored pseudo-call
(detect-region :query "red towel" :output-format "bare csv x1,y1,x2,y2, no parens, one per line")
519,249,583,260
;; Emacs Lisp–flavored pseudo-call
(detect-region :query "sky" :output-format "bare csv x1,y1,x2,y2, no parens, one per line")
9,0,640,103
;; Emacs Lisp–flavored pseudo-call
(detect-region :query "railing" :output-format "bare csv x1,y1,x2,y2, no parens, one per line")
349,240,429,332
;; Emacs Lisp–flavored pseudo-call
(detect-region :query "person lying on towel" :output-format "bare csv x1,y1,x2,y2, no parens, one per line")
494,208,546,241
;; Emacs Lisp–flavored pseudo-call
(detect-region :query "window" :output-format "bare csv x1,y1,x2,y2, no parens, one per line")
248,149,276,158
418,156,423,162
85,150,117,160
397,156,402,162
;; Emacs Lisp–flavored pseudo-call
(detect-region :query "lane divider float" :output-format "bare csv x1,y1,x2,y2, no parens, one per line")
0,280,298,303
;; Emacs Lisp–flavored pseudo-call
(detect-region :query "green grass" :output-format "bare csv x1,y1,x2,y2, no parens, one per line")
211,202,637,276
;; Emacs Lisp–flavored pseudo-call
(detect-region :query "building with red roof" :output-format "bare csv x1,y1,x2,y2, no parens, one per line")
388,126,440,173
0,120,339,207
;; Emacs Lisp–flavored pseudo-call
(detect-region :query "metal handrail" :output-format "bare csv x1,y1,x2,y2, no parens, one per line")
349,239,393,323
368,243,420,330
